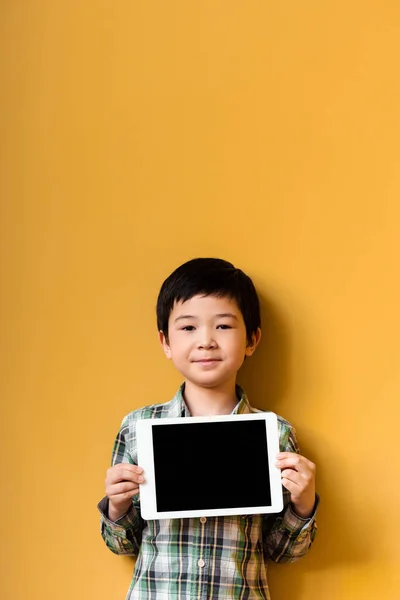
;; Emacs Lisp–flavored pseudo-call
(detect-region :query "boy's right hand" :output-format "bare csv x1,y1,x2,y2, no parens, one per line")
105,464,145,522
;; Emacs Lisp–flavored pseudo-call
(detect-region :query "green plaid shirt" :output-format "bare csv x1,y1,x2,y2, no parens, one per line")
98,384,318,600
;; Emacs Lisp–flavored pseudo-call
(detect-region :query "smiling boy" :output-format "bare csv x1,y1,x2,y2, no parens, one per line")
98,258,318,599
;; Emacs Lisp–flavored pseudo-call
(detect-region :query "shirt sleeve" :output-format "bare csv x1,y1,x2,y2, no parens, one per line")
263,421,318,563
97,416,145,556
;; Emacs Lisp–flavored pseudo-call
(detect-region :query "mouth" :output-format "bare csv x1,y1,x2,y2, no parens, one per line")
192,359,221,364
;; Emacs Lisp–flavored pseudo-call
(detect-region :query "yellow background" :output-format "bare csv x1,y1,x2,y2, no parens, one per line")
1,1,400,599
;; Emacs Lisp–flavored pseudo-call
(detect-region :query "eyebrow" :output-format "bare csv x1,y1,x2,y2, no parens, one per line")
173,313,238,324
216,313,238,320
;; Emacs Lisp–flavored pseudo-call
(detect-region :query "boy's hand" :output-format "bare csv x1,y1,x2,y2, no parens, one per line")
105,463,145,522
275,452,316,518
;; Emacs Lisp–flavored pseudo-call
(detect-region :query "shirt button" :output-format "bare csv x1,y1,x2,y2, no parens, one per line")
200,517,207,524
197,559,205,568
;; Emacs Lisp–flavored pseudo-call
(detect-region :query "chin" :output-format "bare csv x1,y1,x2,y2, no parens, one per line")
192,375,233,389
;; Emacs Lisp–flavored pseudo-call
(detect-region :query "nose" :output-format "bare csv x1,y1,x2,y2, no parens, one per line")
197,329,217,350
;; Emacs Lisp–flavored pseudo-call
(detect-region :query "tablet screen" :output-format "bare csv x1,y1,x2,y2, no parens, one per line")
137,412,283,519
152,420,271,512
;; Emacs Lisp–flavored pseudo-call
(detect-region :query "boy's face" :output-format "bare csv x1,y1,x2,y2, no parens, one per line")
159,294,260,390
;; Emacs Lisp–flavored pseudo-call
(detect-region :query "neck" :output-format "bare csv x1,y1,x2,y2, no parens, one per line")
183,379,239,416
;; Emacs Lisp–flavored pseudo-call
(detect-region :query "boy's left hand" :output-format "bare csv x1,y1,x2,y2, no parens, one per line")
275,452,316,519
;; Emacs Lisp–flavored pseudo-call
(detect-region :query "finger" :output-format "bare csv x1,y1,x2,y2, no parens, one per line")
107,465,144,485
281,477,300,495
110,488,140,503
278,464,315,489
107,480,142,497
281,466,316,501
276,455,315,474
107,474,143,493
276,452,303,465
280,468,304,487
112,463,143,476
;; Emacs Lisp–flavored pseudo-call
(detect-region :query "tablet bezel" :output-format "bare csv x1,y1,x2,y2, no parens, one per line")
136,412,283,520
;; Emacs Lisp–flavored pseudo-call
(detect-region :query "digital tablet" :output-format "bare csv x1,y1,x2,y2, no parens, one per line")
136,412,283,520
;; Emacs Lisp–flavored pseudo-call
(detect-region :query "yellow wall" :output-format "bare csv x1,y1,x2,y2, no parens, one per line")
1,1,400,598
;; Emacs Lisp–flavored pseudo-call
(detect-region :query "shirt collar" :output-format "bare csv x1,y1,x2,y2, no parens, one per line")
169,382,253,417
233,386,253,414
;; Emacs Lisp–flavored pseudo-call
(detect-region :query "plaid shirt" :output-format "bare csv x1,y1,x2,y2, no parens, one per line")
98,384,318,600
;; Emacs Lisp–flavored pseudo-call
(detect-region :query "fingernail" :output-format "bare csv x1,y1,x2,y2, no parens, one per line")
138,476,144,483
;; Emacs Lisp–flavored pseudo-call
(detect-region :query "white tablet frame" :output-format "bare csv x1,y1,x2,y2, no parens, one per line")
136,412,283,520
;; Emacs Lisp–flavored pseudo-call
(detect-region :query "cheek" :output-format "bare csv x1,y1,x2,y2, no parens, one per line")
231,332,247,348
168,335,191,355
223,336,247,358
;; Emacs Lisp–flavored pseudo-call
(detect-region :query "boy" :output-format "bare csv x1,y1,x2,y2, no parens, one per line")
98,258,318,600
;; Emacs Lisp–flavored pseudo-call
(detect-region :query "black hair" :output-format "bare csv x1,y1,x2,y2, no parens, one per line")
156,258,261,344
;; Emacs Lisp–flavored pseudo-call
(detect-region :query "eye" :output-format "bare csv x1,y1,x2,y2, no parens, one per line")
217,324,231,330
181,325,195,331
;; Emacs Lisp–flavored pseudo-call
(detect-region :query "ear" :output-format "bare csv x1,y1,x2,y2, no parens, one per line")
159,330,172,359
245,327,262,357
